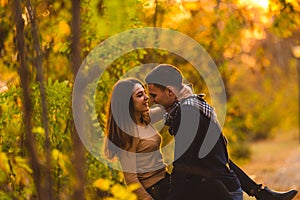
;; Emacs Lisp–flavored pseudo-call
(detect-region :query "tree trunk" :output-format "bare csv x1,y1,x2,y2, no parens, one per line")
13,0,45,198
71,0,86,199
25,0,53,199
153,0,158,27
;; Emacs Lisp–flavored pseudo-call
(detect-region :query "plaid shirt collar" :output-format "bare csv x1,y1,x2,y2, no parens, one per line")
180,94,214,119
163,94,216,135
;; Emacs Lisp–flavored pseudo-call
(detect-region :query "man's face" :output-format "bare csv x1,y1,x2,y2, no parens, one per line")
147,84,176,109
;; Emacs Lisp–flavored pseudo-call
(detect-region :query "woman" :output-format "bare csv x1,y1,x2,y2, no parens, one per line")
104,78,170,200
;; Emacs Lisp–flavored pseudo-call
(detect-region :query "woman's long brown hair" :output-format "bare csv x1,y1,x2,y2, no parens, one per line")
105,78,150,159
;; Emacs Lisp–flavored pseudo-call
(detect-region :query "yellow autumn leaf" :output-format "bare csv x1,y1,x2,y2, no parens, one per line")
53,42,63,53
0,152,10,172
104,198,116,200
58,21,71,36
44,35,53,43
127,183,140,191
111,183,133,200
52,149,59,160
32,126,45,135
182,1,199,11
0,0,8,7
93,178,111,191
51,149,70,175
127,193,138,200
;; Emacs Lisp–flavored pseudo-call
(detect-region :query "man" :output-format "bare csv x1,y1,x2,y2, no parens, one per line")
145,64,297,200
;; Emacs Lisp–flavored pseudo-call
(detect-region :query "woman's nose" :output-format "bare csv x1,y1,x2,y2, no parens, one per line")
144,94,149,100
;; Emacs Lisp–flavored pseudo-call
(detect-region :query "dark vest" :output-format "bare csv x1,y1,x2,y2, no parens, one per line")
170,95,241,192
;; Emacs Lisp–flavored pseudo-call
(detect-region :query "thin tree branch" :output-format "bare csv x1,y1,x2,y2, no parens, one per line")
25,0,53,199
12,0,44,198
153,0,158,27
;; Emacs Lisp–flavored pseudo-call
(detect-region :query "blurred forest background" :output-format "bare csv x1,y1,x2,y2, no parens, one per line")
0,0,300,199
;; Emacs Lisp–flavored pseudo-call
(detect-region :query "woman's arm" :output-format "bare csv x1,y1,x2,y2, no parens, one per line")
123,172,154,200
119,139,154,200
149,106,165,124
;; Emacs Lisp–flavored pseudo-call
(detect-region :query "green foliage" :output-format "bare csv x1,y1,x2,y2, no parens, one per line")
0,80,135,199
31,79,72,149
1,0,150,197
0,81,72,198
0,87,22,154
224,102,251,160
0,0,15,75
270,0,300,38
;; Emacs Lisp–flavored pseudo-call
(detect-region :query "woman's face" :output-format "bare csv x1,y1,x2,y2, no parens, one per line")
132,84,149,113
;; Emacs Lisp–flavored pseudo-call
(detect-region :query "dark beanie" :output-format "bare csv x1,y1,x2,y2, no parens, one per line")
145,64,183,89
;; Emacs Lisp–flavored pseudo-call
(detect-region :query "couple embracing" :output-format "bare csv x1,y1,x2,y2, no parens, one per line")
104,64,297,200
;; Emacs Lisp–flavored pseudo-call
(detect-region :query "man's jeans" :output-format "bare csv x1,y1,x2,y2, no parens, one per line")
230,187,243,200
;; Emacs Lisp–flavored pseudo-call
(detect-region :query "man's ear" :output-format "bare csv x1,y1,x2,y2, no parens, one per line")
166,86,176,98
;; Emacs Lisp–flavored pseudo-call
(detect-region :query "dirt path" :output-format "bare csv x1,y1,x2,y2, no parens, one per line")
267,147,300,192
239,131,300,199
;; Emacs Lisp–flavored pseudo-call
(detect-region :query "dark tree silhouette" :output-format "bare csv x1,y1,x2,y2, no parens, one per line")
13,0,46,198
25,0,53,198
71,0,86,200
